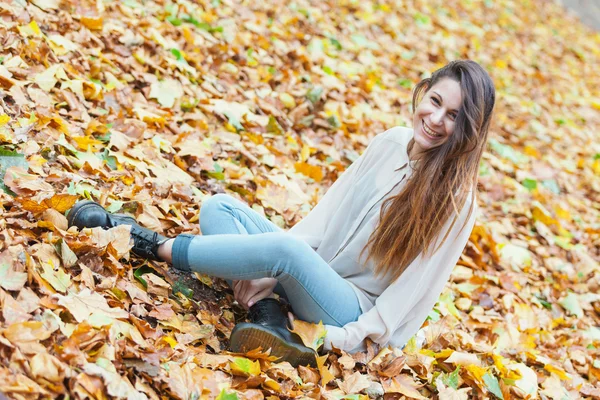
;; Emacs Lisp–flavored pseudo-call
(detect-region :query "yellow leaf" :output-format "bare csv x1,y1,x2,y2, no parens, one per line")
18,20,42,37
0,114,10,126
495,59,508,69
289,319,326,351
279,92,296,108
300,144,311,162
294,162,323,182
544,364,571,380
593,159,600,175
81,16,103,30
464,364,488,384
531,201,558,226
316,354,334,386
72,136,104,151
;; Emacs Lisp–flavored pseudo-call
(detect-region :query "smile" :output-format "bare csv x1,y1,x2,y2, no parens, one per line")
422,120,443,139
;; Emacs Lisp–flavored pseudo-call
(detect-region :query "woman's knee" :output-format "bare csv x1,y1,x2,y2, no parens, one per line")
268,234,314,264
199,193,234,234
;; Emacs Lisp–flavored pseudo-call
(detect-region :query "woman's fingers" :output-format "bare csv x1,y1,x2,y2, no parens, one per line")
247,288,272,308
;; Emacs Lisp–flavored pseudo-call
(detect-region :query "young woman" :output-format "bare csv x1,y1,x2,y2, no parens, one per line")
67,60,495,368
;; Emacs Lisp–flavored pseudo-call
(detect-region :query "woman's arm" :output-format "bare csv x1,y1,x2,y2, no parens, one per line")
324,197,477,352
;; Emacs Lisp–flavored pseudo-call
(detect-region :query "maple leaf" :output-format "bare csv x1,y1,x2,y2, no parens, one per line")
56,288,129,322
0,253,27,291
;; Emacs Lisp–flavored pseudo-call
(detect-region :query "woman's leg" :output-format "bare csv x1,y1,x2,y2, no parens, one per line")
171,230,362,327
198,193,283,236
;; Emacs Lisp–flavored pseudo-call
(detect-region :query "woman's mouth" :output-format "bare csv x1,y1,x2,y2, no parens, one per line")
422,120,443,140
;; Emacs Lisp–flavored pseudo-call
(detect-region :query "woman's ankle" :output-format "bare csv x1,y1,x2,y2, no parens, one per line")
157,239,175,263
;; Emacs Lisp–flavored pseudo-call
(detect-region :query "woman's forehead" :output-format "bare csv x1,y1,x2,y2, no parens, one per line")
429,79,462,109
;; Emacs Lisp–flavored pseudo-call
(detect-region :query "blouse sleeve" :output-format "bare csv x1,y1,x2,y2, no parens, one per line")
324,197,478,352
287,130,391,249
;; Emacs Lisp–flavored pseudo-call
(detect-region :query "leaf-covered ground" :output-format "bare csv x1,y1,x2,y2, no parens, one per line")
0,0,599,398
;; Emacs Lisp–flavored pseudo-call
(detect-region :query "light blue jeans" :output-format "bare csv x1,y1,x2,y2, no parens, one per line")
172,194,361,327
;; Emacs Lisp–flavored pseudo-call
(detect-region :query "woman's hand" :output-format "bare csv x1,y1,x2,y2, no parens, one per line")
232,278,278,309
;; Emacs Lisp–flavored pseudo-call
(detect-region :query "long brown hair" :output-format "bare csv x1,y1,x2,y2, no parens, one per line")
361,60,496,281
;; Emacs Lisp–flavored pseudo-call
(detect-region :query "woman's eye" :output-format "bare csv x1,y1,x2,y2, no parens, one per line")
449,113,457,120
431,97,440,105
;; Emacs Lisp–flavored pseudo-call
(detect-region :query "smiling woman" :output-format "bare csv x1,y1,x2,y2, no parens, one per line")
412,78,462,156
66,60,496,366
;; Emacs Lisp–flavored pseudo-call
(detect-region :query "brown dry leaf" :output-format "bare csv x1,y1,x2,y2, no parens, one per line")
0,289,30,324
56,288,129,322
298,365,320,385
339,371,372,395
1,0,599,398
0,252,27,291
3,321,54,343
145,273,171,297
30,351,71,383
382,374,427,399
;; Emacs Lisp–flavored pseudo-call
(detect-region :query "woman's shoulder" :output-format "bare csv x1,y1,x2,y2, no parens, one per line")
373,126,414,147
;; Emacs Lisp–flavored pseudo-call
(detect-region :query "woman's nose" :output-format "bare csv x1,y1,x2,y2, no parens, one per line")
430,109,444,126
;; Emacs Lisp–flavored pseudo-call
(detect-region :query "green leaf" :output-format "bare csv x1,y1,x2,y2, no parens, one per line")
170,48,185,61
230,357,260,376
96,131,112,143
541,179,560,194
172,279,194,299
166,15,182,26
521,178,537,191
426,309,440,322
102,149,118,170
398,78,412,89
216,389,238,400
222,111,243,131
594,153,600,160
134,266,156,288
483,372,504,399
488,139,529,165
307,86,323,103
414,12,431,26
441,366,460,390
322,65,334,75
327,115,341,129
0,147,29,194
559,292,583,318
207,162,225,180
329,37,342,50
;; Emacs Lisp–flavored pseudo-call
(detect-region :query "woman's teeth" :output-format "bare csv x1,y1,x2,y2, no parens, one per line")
423,122,442,138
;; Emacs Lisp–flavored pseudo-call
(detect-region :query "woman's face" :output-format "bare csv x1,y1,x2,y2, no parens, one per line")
411,78,462,157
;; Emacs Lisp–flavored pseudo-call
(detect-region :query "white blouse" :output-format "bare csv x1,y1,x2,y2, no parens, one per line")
288,126,477,352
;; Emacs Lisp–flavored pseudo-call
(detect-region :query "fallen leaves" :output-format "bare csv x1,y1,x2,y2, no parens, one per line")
0,0,598,398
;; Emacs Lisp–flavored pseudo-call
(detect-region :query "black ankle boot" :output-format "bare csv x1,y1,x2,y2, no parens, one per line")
229,298,317,368
67,201,168,260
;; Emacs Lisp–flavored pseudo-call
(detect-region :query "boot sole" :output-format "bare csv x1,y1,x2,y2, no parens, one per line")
230,323,317,368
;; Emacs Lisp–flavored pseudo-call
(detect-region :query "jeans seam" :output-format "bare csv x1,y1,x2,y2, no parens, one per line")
203,217,245,235
226,204,281,233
